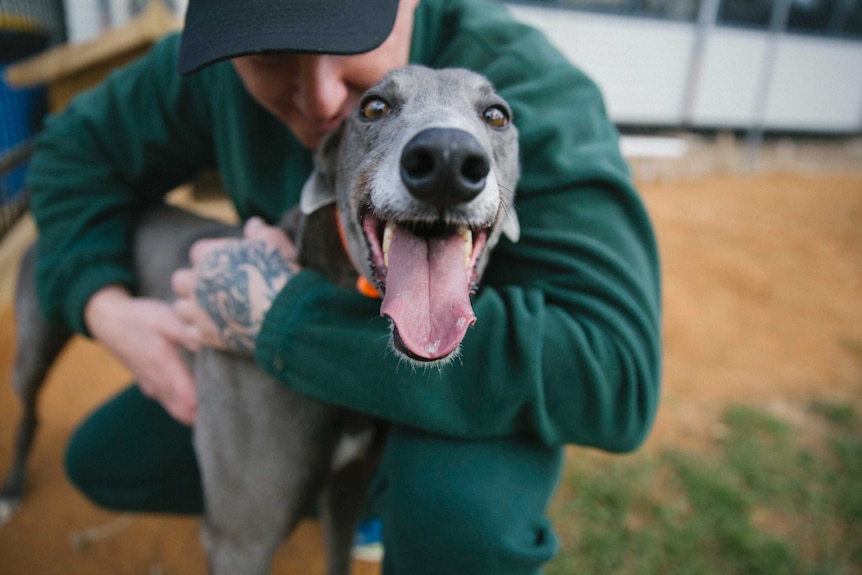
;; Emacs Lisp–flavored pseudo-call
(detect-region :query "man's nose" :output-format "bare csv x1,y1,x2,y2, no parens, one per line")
293,56,347,121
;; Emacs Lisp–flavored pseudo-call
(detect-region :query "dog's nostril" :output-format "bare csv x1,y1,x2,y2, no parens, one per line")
461,154,490,185
401,148,436,182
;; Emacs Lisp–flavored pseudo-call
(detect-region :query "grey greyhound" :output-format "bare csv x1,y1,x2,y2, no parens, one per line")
0,65,520,574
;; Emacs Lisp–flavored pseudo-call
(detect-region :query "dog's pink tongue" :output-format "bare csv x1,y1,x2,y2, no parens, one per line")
380,226,476,360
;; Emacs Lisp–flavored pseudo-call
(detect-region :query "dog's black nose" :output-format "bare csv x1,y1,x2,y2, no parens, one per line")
400,128,490,207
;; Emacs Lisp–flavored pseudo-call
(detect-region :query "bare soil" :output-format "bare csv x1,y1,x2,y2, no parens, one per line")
645,172,862,452
1,172,861,574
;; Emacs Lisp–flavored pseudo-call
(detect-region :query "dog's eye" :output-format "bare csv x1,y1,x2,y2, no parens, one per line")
482,105,509,128
360,97,391,121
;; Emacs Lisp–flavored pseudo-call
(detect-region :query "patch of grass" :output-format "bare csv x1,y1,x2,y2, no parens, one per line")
811,399,858,428
547,402,862,575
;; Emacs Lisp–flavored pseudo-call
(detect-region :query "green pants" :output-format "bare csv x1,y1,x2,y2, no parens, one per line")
66,385,563,574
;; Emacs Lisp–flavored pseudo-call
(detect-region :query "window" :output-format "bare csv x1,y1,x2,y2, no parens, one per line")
787,0,837,32
516,0,861,34
718,0,774,27
836,0,862,37
558,0,636,13
642,0,701,20
550,0,701,19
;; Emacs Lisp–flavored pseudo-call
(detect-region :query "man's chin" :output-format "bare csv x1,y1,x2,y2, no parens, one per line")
294,110,356,150
296,127,333,151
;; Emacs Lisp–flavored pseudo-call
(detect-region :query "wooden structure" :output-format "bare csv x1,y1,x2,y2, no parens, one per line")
4,1,179,112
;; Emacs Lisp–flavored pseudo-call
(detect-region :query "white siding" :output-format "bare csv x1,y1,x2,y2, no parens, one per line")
509,5,695,125
690,29,770,127
509,3,862,133
765,36,862,131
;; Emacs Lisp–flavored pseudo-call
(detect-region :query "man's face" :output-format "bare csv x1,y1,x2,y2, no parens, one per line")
232,0,419,150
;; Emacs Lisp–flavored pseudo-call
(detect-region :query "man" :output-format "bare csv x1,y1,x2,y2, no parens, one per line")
26,0,662,572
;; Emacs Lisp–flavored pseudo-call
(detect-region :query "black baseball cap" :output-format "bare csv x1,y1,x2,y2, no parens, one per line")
178,0,402,75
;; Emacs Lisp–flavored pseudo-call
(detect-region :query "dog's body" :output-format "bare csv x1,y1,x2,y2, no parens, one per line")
1,66,520,574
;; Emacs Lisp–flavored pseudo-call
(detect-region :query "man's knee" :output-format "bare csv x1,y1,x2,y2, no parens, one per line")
379,427,563,574
64,385,203,514
65,412,122,509
385,473,557,571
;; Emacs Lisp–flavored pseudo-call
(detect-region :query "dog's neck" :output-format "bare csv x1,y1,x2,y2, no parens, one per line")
334,210,381,299
283,204,379,298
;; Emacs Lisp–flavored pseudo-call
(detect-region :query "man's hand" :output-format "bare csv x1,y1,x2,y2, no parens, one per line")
172,217,298,355
84,285,201,425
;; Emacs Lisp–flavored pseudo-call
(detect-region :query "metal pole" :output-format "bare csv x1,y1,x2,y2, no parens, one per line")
745,0,793,171
681,0,721,127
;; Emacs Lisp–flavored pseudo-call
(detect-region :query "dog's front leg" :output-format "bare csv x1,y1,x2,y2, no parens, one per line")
193,349,343,574
319,419,383,575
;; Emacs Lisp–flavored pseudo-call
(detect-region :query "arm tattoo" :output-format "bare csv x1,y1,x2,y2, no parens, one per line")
195,239,293,354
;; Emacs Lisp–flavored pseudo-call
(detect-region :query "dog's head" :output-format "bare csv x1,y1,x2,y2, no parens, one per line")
301,65,520,365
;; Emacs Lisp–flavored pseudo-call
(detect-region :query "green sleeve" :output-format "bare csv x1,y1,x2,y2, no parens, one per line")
26,34,215,334
256,0,662,451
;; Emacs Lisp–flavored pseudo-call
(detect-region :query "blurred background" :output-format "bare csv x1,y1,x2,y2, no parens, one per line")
1,0,861,238
1,1,860,574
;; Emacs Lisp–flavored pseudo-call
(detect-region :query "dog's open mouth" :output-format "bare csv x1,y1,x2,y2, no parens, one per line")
361,207,489,362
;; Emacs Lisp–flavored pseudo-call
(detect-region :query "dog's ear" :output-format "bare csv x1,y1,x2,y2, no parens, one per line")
300,124,344,215
501,208,520,243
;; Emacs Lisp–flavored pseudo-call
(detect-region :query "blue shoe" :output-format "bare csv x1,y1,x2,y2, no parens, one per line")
352,518,384,562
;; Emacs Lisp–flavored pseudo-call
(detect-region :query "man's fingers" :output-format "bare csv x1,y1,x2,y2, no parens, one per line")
132,327,198,426
242,218,300,266
161,300,202,352
171,268,196,298
172,293,229,351
189,237,231,266
155,355,197,426
243,216,268,237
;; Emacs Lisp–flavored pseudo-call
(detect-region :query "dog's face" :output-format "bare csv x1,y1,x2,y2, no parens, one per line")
301,66,520,364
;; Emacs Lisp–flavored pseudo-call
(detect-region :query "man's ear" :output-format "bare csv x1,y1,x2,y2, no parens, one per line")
300,124,344,215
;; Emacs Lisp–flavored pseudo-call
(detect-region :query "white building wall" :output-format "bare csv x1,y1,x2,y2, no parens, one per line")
509,5,695,125
765,36,862,131
509,2,862,133
690,29,770,127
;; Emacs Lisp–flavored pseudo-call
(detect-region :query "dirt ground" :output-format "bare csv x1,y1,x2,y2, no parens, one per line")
1,172,861,574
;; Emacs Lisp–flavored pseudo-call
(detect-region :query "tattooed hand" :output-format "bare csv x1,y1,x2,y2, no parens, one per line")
172,217,299,355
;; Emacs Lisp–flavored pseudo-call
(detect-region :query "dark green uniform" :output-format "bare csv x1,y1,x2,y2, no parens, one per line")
28,0,661,572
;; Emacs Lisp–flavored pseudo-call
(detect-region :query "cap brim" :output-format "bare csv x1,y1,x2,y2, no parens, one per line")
178,0,401,75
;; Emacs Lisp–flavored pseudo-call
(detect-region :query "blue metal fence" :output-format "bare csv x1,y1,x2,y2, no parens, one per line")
1,0,63,239
1,66,45,200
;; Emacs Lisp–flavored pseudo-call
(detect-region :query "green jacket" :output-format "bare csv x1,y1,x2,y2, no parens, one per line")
27,0,661,451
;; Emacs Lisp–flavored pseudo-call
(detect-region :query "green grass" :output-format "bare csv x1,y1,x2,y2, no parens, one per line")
547,401,862,575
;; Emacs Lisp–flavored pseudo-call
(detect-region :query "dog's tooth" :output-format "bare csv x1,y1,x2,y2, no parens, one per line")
460,226,473,270
383,220,395,268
